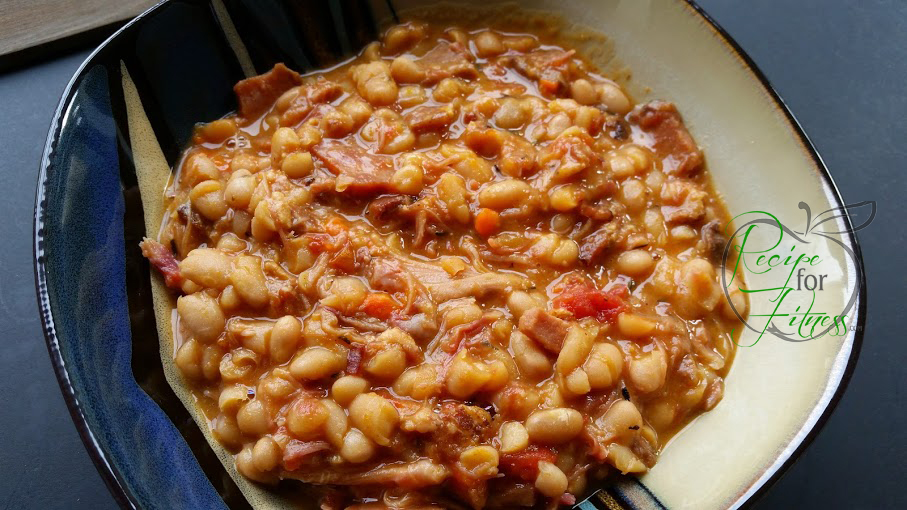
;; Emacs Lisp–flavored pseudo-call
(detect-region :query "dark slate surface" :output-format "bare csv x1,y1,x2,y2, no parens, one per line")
0,1,903,508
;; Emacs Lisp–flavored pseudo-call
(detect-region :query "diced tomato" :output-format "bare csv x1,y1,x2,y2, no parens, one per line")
361,292,400,320
553,282,627,322
499,446,557,481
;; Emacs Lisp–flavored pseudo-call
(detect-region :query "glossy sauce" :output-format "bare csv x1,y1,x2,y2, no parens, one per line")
142,20,747,510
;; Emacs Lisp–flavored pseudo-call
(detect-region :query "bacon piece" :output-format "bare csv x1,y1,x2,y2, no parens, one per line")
629,101,703,175
140,238,182,289
578,220,622,265
405,104,458,133
437,317,494,357
553,282,627,322
579,201,616,222
517,308,569,353
367,195,410,221
311,141,395,194
417,41,477,84
504,49,576,96
234,63,302,120
499,446,557,481
346,343,364,374
282,440,330,471
368,196,448,248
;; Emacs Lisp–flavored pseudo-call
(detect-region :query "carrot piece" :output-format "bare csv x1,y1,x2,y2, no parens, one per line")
474,208,500,237
361,293,399,320
325,216,347,236
539,78,559,96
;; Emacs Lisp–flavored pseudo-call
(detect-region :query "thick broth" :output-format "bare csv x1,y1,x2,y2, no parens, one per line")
142,21,747,510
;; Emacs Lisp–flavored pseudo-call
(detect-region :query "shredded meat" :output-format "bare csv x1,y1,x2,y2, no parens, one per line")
282,440,331,471
140,238,182,289
503,49,576,95
660,179,707,224
367,195,411,221
371,253,526,304
234,63,303,120
518,308,569,353
578,202,615,222
367,196,452,248
399,256,465,288
281,79,345,126
629,101,703,175
283,460,450,489
427,272,528,303
368,257,414,295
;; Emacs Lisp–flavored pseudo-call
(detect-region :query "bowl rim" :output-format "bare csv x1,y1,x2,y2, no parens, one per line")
32,1,866,509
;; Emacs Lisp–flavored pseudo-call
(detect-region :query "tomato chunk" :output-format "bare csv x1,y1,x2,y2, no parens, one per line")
499,446,557,481
553,282,627,322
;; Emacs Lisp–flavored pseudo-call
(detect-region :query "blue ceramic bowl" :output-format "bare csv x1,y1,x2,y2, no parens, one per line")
34,1,865,509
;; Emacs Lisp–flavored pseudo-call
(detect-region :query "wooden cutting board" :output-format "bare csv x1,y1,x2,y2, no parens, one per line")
0,0,157,57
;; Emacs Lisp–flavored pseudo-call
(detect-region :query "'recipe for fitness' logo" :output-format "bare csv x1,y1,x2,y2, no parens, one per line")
720,201,874,345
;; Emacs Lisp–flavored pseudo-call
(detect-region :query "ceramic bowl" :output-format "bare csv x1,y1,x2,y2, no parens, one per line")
34,0,866,508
